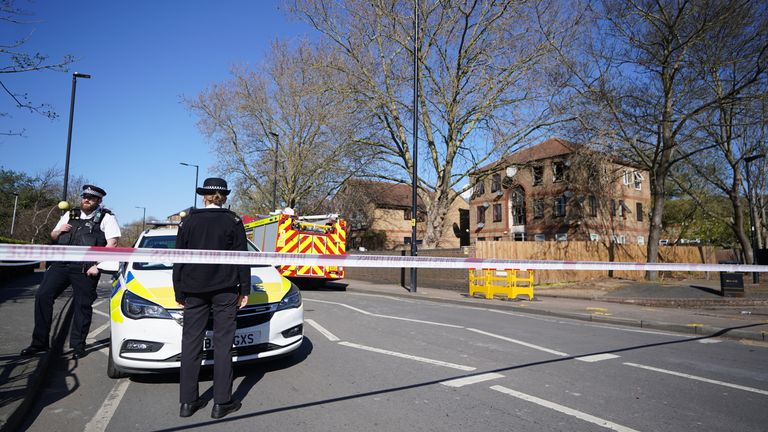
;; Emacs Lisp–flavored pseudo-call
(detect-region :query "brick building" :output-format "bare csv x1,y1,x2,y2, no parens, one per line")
469,138,651,244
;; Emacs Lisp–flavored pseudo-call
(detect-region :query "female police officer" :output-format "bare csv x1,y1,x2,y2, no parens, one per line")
172,177,250,419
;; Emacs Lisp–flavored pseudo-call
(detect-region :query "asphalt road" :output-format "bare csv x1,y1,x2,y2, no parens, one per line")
20,287,768,431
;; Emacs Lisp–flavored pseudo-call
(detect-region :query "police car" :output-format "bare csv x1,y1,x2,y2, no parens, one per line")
100,225,304,378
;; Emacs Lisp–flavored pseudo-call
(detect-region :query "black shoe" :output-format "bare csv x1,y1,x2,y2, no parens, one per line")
20,345,48,356
180,398,208,418
211,400,241,419
72,347,87,359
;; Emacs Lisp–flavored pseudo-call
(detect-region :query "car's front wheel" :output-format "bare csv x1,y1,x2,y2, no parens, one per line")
107,343,128,379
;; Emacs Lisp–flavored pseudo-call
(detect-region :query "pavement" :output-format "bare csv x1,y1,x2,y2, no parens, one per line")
2,271,768,431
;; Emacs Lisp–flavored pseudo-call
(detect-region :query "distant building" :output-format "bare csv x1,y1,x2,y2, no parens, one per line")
468,138,651,244
337,180,469,250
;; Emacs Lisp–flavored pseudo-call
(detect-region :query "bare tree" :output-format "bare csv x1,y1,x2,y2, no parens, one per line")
291,0,572,248
1,0,75,134
188,40,377,215
561,0,768,278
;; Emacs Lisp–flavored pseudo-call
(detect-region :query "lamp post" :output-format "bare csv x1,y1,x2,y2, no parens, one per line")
745,153,765,283
10,192,18,236
269,132,280,212
179,162,199,208
62,72,91,203
410,0,420,293
135,206,146,232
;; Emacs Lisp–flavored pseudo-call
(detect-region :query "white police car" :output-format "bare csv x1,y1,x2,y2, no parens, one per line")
101,225,304,378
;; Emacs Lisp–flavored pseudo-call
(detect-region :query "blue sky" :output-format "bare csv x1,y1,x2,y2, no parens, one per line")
1,0,313,226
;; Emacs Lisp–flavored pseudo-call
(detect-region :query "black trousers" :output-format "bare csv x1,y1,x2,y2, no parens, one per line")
179,288,238,405
32,263,99,350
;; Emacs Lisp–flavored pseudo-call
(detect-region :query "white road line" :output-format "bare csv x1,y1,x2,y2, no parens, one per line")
348,292,416,303
84,379,130,432
93,309,109,318
93,299,105,308
305,319,340,341
87,321,111,340
698,339,722,344
338,341,476,371
582,323,688,337
305,298,463,328
440,373,505,387
466,328,569,357
577,354,620,363
490,385,641,432
623,362,768,396
305,299,373,315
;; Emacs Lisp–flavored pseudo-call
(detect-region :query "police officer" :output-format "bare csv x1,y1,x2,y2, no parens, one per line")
173,177,250,419
20,185,121,360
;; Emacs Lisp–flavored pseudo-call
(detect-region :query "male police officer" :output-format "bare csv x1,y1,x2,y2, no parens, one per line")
21,184,121,359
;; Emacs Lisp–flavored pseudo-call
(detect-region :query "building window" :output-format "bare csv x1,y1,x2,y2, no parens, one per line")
618,200,625,217
623,170,631,185
534,234,546,242
637,236,645,245
532,165,543,186
404,209,410,220
590,233,600,242
491,173,501,192
477,206,486,224
493,203,502,222
493,236,501,241
478,237,486,241
475,179,485,196
588,195,598,217
636,202,643,221
553,161,566,183
555,233,567,241
610,199,616,216
510,187,525,225
612,235,626,244
514,232,526,241
554,196,567,217
634,171,644,190
533,199,544,219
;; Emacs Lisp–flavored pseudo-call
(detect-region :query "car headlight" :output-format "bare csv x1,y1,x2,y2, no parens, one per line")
121,290,173,320
276,283,302,311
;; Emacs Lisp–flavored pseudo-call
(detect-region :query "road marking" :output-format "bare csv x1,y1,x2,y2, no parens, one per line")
582,323,687,337
623,362,768,396
698,339,721,344
576,354,620,363
93,299,105,308
348,292,415,303
490,385,641,432
305,298,463,328
305,319,340,341
440,373,505,387
338,341,476,371
93,309,109,318
305,298,373,315
87,321,111,340
84,379,130,432
466,328,569,357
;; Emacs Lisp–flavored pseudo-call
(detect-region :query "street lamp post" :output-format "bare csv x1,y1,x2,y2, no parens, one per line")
62,72,91,202
135,206,146,232
744,153,765,283
179,162,199,209
10,192,18,236
269,132,280,212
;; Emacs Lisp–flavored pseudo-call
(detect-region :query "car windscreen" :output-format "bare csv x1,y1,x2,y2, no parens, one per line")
132,234,267,270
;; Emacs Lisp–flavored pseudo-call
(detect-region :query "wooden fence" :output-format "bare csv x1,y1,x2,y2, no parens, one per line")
475,241,718,284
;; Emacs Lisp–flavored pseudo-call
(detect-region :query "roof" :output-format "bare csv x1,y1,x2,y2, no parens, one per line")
344,180,421,209
474,138,578,174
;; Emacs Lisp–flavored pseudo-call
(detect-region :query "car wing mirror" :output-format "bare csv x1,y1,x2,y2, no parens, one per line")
98,261,120,274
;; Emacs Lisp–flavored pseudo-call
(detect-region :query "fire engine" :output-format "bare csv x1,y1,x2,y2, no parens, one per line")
243,210,347,281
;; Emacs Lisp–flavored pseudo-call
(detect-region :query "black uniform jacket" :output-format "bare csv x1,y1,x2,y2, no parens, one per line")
172,207,251,303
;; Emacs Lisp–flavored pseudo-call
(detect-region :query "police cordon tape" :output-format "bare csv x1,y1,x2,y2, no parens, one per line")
1,243,768,273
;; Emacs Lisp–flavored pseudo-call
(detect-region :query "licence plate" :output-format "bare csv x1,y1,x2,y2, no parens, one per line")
203,329,261,351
